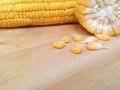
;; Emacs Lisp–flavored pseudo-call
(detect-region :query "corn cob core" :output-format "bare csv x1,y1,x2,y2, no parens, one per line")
0,0,77,28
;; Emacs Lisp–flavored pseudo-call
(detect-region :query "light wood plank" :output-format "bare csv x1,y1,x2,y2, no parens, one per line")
0,24,120,90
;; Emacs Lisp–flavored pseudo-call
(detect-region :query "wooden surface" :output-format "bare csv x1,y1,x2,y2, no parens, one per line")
0,24,120,90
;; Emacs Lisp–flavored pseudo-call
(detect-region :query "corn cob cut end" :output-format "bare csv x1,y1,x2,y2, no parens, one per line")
75,0,120,35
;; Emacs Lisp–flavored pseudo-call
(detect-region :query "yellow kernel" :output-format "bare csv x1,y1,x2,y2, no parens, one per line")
95,34,111,41
71,45,83,54
87,42,109,50
53,41,65,49
72,34,84,42
82,36,98,44
62,36,71,43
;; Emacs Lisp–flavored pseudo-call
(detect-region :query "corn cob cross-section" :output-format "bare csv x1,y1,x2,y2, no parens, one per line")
0,0,77,28
75,0,120,35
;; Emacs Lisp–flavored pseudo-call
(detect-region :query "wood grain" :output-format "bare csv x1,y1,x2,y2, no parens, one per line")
0,24,120,90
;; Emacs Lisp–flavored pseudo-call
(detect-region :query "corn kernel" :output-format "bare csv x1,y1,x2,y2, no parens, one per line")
62,36,71,43
72,34,84,42
87,42,109,50
95,34,111,41
82,36,99,44
71,45,83,54
53,41,65,49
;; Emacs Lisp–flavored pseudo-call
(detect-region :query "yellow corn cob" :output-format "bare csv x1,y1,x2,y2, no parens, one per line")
0,0,77,28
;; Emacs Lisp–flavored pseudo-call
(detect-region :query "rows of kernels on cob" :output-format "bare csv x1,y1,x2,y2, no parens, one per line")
0,0,77,28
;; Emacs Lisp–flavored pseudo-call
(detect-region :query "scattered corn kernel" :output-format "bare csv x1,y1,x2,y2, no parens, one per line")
53,41,65,49
72,34,84,42
82,36,99,44
71,45,83,54
87,42,109,50
95,34,111,41
62,36,71,43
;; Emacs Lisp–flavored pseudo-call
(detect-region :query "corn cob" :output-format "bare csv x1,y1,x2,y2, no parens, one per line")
75,0,120,35
0,0,77,28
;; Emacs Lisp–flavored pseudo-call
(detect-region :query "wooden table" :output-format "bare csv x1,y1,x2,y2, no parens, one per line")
0,24,120,90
